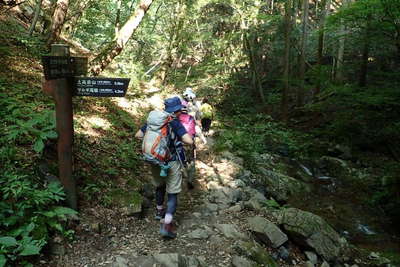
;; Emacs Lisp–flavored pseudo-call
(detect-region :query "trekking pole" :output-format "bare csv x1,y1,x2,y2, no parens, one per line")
192,139,196,169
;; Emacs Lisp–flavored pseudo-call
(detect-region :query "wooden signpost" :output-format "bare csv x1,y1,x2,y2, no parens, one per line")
41,44,130,210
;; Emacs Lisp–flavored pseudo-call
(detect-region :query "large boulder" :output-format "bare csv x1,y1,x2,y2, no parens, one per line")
208,187,242,206
275,208,347,262
215,224,249,240
247,216,288,248
258,168,312,202
213,160,242,180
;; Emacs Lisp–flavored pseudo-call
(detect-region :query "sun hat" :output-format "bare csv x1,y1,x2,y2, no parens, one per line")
164,96,184,113
183,87,196,101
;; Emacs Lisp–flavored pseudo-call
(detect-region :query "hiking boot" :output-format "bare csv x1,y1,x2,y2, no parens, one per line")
160,221,177,239
155,208,165,220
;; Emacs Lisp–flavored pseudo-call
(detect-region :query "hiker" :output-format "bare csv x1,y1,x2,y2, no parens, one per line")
178,102,199,189
182,88,207,144
200,97,214,135
182,87,201,121
135,96,193,238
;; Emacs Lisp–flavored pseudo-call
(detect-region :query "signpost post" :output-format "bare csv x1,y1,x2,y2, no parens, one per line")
41,44,130,210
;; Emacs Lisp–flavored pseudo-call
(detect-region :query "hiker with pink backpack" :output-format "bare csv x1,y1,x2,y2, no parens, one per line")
135,97,193,239
178,102,198,189
179,89,209,188
181,88,207,144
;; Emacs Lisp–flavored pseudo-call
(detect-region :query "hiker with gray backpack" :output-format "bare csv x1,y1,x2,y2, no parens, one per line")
135,96,193,238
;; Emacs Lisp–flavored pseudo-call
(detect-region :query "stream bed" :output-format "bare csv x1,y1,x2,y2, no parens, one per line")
285,160,400,261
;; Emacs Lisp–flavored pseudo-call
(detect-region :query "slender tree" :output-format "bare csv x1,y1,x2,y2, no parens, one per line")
46,0,70,47
297,0,309,106
115,0,122,36
282,0,292,122
28,0,43,36
336,0,351,83
315,0,331,95
89,0,154,76
359,14,371,87
244,33,266,104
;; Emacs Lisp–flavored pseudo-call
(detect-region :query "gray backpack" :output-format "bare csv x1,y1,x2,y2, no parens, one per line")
142,110,173,166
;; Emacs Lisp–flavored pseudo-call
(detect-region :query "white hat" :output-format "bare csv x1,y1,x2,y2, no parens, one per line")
183,87,196,100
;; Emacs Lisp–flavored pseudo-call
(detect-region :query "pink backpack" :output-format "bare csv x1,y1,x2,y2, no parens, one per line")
179,113,196,137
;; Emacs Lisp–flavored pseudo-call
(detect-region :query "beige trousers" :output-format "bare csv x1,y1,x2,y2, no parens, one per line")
150,160,182,194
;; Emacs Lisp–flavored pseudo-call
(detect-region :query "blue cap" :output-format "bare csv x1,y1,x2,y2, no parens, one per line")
164,97,184,113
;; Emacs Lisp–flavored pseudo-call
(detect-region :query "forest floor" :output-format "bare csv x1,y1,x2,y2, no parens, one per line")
37,135,308,267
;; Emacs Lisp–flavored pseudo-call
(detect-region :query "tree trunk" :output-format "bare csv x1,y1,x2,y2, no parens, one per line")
115,0,122,36
89,0,154,76
282,0,292,122
336,0,351,83
359,16,371,87
315,0,331,95
244,33,266,104
271,0,274,14
297,0,309,106
46,0,69,47
28,0,43,36
336,23,345,82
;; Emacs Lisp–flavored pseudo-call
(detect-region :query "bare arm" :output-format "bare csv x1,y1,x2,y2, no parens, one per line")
135,129,144,139
181,133,194,145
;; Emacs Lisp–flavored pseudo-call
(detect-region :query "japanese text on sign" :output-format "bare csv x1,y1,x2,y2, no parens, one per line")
73,77,130,97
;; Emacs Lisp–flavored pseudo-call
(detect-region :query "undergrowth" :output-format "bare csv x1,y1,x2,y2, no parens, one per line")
0,81,76,266
214,112,311,170
0,18,143,265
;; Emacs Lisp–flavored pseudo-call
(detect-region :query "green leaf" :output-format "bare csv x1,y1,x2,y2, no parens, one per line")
264,198,280,209
53,206,78,216
41,211,56,218
0,254,7,267
19,244,41,256
0,236,17,247
3,216,18,227
6,130,19,140
24,223,35,234
48,221,63,232
45,131,57,139
33,139,45,153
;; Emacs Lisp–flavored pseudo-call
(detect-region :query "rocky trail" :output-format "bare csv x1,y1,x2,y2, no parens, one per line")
36,97,395,267
39,136,304,267
38,136,364,267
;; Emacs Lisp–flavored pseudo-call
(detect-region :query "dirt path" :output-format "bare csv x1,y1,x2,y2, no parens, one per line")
40,133,307,266
38,139,217,265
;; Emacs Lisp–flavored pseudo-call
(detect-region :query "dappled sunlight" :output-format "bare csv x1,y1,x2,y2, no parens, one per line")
148,95,164,110
74,115,112,137
111,97,152,116
113,97,132,109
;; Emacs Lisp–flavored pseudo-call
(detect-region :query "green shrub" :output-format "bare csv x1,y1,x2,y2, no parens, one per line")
0,173,77,266
215,113,309,168
0,90,56,154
